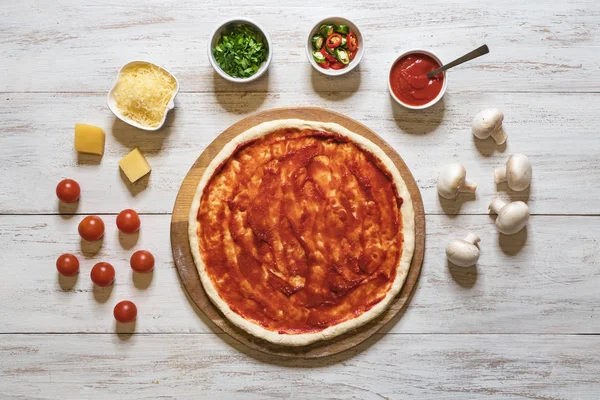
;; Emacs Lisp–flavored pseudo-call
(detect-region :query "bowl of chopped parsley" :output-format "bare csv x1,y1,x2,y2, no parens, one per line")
209,18,272,83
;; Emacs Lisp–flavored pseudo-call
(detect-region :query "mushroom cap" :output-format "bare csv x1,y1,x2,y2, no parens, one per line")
472,108,504,139
446,235,481,267
437,163,466,199
496,201,530,235
506,154,532,191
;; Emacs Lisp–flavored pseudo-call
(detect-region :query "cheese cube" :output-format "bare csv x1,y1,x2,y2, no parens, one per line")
119,148,151,183
74,123,105,155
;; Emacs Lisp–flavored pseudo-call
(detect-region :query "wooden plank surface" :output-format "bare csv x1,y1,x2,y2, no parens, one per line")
1,92,600,215
1,1,599,93
2,214,597,334
1,334,598,399
1,0,600,397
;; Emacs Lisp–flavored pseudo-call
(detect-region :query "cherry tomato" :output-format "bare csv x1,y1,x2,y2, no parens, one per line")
114,300,137,323
56,253,80,276
116,209,141,234
90,262,115,286
130,250,155,273
56,179,80,203
347,32,358,51
78,216,105,241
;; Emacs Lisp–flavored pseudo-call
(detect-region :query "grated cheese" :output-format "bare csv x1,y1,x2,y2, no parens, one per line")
113,63,177,128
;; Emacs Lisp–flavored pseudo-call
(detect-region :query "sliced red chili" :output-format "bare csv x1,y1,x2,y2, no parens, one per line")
347,32,358,51
326,33,343,49
348,50,356,61
330,62,346,70
318,60,331,69
320,47,337,62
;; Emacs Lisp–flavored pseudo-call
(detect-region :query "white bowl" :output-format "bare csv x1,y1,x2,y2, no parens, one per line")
388,49,447,110
107,60,179,131
306,17,364,76
208,18,272,83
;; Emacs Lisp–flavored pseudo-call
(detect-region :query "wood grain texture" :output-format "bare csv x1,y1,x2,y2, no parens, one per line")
1,0,599,93
1,333,599,399
1,0,599,397
2,214,597,335
1,92,600,215
170,108,425,357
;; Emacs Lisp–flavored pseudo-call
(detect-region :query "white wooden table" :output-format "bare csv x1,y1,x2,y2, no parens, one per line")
1,1,599,398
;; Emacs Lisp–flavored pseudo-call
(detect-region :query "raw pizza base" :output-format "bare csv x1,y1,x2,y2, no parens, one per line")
188,119,415,346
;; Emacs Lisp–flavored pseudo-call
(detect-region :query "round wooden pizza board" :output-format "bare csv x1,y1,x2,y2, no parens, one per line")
170,107,425,358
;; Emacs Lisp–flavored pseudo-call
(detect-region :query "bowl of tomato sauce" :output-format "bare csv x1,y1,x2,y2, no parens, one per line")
388,49,447,109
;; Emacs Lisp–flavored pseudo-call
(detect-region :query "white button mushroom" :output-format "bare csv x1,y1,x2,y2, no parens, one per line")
489,197,530,235
494,154,532,191
446,233,481,267
472,108,507,145
437,163,477,199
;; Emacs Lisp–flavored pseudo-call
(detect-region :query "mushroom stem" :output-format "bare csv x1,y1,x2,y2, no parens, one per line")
458,180,478,193
489,199,530,235
494,167,507,184
489,197,507,214
490,127,507,145
464,233,481,245
499,154,532,191
437,163,477,199
445,233,481,267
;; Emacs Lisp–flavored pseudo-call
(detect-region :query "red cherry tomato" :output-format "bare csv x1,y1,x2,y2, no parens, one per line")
114,300,137,323
78,216,105,241
116,209,141,234
56,253,80,276
90,262,115,287
56,179,81,203
130,250,155,273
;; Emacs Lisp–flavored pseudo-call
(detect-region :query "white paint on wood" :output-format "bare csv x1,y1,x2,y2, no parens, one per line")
1,92,599,215
1,0,599,397
1,1,599,93
0,333,598,399
1,215,597,334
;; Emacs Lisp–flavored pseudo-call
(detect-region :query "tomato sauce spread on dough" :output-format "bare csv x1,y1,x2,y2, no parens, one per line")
197,129,404,334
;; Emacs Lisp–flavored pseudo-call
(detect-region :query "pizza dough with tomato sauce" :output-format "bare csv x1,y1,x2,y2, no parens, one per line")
189,119,415,346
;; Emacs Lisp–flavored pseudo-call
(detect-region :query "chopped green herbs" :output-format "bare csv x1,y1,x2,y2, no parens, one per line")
213,24,268,79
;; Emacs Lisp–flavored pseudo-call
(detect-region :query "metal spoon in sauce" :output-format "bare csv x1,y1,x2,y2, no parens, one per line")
427,45,489,78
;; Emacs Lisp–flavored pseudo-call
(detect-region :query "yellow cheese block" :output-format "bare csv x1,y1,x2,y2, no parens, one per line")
74,123,105,155
119,148,151,183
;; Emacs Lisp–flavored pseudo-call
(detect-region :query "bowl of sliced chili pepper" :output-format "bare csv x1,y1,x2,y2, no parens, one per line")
306,17,363,76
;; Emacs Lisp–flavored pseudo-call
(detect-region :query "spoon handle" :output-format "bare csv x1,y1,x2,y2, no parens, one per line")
427,45,489,78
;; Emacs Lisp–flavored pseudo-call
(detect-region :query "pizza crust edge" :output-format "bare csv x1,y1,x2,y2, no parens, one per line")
188,119,415,346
